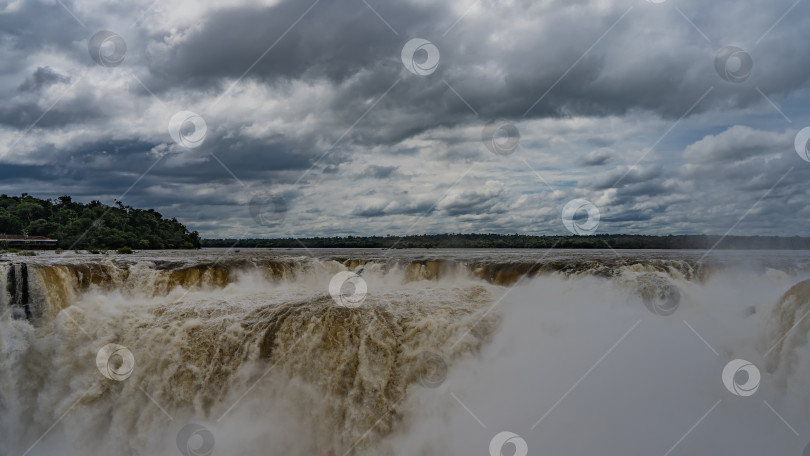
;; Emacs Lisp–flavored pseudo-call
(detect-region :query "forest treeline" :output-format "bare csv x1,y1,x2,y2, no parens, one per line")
203,233,810,250
0,194,200,249
4,192,807,251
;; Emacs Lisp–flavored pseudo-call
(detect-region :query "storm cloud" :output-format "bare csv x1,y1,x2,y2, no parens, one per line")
1,0,809,237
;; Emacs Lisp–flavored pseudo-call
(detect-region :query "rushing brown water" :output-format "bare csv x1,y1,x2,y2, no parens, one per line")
1,248,810,456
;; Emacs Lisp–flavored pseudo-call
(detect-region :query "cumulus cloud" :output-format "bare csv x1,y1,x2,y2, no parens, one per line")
0,0,809,236
682,125,792,164
580,148,614,167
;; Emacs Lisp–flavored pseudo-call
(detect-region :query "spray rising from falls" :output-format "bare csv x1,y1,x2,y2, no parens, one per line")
1,250,809,455
0,255,502,455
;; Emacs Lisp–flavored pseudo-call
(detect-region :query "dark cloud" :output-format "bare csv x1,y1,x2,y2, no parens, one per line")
361,165,398,179
18,67,71,92
1,0,810,236
588,165,663,191
352,198,434,217
580,148,614,166
437,183,508,217
127,0,810,148
0,86,107,129
0,1,86,54
142,1,444,95
0,163,54,181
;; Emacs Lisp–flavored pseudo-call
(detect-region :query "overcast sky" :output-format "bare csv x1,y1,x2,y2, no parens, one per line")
1,0,810,238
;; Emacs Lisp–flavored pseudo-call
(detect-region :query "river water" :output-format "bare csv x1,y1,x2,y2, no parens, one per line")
1,248,810,455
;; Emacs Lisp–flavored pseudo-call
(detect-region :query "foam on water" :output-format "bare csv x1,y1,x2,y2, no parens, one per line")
1,249,809,455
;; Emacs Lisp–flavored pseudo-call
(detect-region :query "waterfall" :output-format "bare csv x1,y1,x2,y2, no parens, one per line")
6,263,30,321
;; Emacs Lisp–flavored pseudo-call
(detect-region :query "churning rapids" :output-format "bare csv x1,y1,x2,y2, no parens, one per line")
2,248,810,456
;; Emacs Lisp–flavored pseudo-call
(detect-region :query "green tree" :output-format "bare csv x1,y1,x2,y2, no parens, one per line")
0,194,201,250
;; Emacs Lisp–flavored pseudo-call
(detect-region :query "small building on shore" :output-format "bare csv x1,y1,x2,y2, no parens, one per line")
0,234,58,249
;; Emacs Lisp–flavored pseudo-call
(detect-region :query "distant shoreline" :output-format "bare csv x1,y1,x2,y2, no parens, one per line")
201,234,810,250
